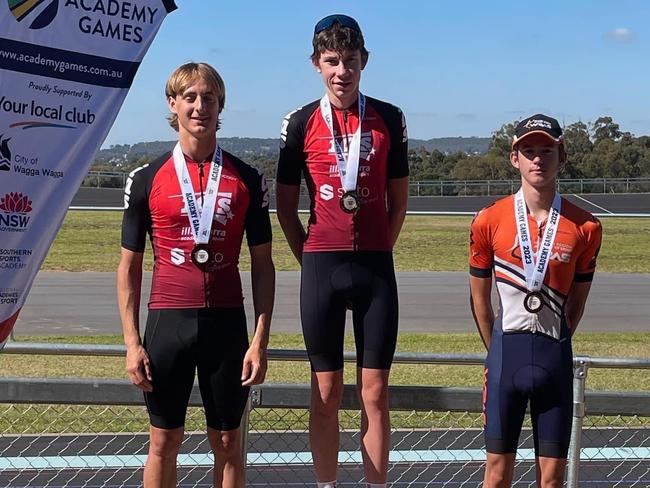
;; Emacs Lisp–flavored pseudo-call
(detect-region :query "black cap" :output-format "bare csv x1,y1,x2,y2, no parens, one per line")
512,114,564,149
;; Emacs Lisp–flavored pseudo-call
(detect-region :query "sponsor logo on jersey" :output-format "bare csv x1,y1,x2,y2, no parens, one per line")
0,192,33,232
259,171,270,208
213,192,234,226
279,108,300,149
509,237,572,264
319,183,334,201
123,163,148,209
328,131,374,162
328,164,371,178
170,248,185,266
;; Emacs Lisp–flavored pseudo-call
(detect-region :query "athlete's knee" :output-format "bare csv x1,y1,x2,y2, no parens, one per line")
311,377,343,417
483,470,511,488
540,479,563,488
484,454,514,488
358,372,389,413
209,429,241,461
148,427,183,459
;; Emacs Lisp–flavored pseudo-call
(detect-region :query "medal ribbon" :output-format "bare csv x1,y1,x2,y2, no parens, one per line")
172,142,223,245
319,93,366,192
514,188,562,291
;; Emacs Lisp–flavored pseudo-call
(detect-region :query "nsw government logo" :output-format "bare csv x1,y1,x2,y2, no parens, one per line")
9,0,59,30
0,135,10,172
0,192,33,232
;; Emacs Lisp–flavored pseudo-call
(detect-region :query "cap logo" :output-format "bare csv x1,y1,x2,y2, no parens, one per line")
524,119,552,129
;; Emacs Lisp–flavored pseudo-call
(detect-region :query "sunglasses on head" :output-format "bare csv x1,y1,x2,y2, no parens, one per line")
314,14,361,34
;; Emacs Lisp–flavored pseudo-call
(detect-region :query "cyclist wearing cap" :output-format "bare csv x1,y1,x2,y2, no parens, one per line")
276,14,409,488
117,62,275,488
469,114,602,487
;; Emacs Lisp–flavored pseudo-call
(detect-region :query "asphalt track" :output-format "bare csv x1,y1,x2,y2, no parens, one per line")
13,271,650,336
71,188,650,215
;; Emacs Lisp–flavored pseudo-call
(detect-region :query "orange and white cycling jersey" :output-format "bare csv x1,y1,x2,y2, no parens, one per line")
469,194,602,339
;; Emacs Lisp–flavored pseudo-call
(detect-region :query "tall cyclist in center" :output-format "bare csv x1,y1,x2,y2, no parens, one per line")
276,14,409,488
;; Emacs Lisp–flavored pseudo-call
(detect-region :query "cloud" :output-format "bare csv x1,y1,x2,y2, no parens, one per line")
604,28,636,43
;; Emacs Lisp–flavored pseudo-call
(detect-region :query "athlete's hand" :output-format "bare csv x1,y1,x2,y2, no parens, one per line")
241,344,267,386
126,345,153,392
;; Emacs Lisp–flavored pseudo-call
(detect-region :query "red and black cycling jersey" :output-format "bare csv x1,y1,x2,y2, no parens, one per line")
277,96,408,252
121,149,271,309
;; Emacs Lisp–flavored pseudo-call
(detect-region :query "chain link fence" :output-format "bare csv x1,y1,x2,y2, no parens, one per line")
1,346,649,487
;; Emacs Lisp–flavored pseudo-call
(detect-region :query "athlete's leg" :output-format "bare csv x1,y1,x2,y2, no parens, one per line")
310,370,344,482
356,367,390,484
144,426,184,488
301,252,348,483
529,334,572,488
351,252,398,484
207,427,244,488
143,309,197,487
535,457,567,488
197,308,250,488
482,333,529,488
483,452,516,488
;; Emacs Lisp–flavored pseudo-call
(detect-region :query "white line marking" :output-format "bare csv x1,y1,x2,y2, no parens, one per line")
571,194,614,214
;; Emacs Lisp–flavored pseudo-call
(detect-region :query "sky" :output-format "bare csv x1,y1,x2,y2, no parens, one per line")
102,0,650,147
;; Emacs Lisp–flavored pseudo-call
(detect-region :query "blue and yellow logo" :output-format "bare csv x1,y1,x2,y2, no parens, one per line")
8,0,59,30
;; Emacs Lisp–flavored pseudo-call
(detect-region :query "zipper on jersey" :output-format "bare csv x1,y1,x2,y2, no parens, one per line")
198,162,205,205
197,161,209,304
342,110,350,148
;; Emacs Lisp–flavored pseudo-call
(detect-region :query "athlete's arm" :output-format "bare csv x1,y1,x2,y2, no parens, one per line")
469,276,494,350
242,242,275,386
387,176,409,246
116,247,152,392
565,281,593,336
276,183,306,265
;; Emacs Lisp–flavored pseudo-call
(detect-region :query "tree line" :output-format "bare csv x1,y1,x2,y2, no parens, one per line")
92,116,650,182
410,116,650,181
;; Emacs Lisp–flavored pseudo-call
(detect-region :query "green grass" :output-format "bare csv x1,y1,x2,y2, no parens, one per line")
16,211,650,433
3,332,648,391
1,333,648,433
41,211,650,272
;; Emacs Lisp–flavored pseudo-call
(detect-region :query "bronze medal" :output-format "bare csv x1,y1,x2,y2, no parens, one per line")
340,191,360,214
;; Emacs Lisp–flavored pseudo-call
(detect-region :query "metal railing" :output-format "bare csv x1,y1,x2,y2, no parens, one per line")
82,172,650,196
1,344,649,487
409,178,650,197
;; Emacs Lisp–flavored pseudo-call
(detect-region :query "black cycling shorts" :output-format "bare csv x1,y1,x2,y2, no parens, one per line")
300,251,399,372
483,331,573,458
143,307,250,431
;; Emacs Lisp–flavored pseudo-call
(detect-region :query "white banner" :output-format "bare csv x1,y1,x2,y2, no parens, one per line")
0,0,176,347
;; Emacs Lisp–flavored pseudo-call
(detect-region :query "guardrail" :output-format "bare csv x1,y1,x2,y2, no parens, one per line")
83,172,650,196
1,344,649,487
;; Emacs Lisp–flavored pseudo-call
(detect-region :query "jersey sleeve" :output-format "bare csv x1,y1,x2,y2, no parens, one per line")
277,107,306,185
121,164,152,253
574,217,602,282
386,106,409,179
469,209,493,278
244,168,273,247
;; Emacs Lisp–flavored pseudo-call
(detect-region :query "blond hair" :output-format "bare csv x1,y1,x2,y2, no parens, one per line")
165,62,226,132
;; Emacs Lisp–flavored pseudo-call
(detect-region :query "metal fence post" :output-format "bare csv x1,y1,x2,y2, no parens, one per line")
566,357,589,488
240,393,253,469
